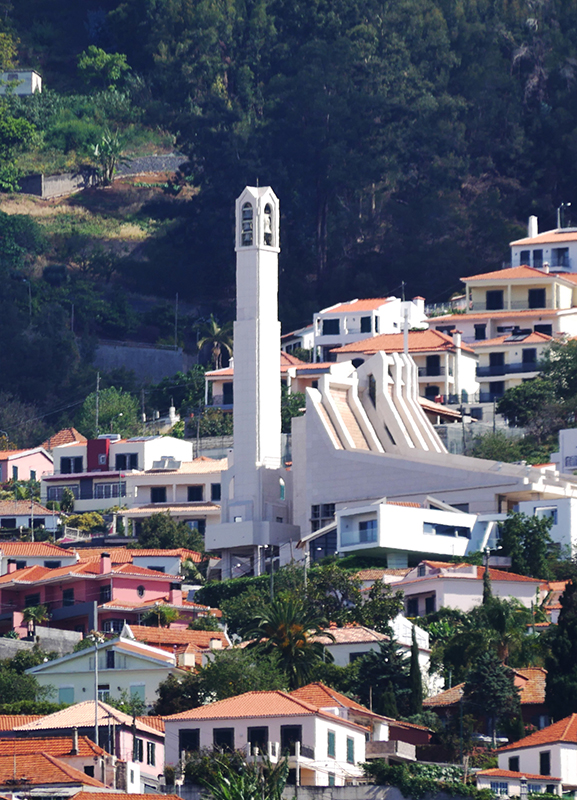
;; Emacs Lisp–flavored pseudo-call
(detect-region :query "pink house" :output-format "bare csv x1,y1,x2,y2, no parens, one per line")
0,552,199,636
0,447,53,483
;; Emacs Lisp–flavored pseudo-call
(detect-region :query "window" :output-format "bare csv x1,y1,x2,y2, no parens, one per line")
15,560,25,570
188,485,204,502
474,324,487,341
30,470,36,481
187,519,206,535
0,519,16,529
241,203,253,245
423,522,471,539
425,595,436,614
533,249,543,268
489,380,505,398
115,453,138,470
103,619,123,633
58,686,74,704
486,290,504,310
99,585,111,603
509,756,520,772
311,503,335,532
368,374,377,406
522,348,537,366
360,316,372,333
358,519,377,543
147,741,156,766
536,507,558,525
106,650,115,669
346,737,355,764
539,751,551,776
490,782,509,796
489,351,505,368
552,247,569,268
60,456,83,474
407,597,419,616
417,565,426,577
25,593,40,608
12,466,18,480
328,774,336,786
151,486,167,503
84,766,95,778
131,684,145,702
520,250,530,265
62,588,74,607
44,560,61,569
263,203,274,246
546,786,556,795
528,786,542,794
280,725,302,756
322,318,340,335
426,354,441,376
528,288,546,309
248,726,269,753
137,585,145,598
47,485,79,502
279,478,285,501
211,483,221,502
133,737,144,762
94,482,126,499
327,730,336,758
98,684,110,701
534,324,553,336
179,728,200,753
213,728,235,751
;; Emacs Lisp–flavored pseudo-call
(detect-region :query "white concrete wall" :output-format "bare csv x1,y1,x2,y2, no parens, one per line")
400,574,541,614
518,497,577,556
497,743,576,785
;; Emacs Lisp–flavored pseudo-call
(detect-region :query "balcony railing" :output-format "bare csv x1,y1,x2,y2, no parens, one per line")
210,394,233,407
471,299,554,312
477,361,538,377
365,740,416,761
417,366,453,377
479,391,505,403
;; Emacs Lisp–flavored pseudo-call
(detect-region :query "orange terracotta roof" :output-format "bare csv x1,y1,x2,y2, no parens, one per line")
146,458,227,475
74,793,181,800
423,684,464,708
127,626,227,649
0,735,105,758
136,716,165,732
313,625,389,646
291,683,381,719
0,752,105,787
75,548,133,564
418,397,463,419
0,501,55,516
114,639,175,663
499,714,577,751
0,715,43,731
432,309,561,322
41,428,87,451
206,352,308,378
331,329,475,355
356,568,411,580
14,700,162,736
426,669,545,710
406,561,542,584
0,449,48,460
0,542,70,556
511,229,577,246
478,769,561,782
471,332,552,347
321,298,393,313
164,690,365,730
462,266,558,282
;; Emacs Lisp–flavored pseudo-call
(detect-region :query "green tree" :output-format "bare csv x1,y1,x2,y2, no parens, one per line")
141,603,181,628
60,487,75,514
306,563,362,626
136,512,204,552
77,46,131,90
0,108,36,191
93,128,130,185
76,386,140,440
356,580,404,633
197,315,233,370
472,431,523,463
198,648,287,701
351,639,410,717
409,627,423,716
188,616,221,631
497,379,556,428
202,752,289,800
22,605,49,637
464,651,520,746
499,512,554,579
148,367,206,418
482,563,492,605
545,581,577,720
541,340,577,401
281,386,305,434
242,596,332,689
153,671,201,716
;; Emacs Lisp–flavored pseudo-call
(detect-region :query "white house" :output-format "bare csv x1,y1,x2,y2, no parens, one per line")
496,714,577,792
313,296,428,363
282,324,315,355
476,768,562,796
396,560,544,616
164,690,366,786
26,634,187,707
0,69,42,95
0,541,76,574
0,502,61,536
510,212,577,272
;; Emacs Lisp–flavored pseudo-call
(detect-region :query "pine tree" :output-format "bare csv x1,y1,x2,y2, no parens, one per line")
381,681,399,718
482,562,492,605
545,581,577,720
464,652,520,746
409,626,423,715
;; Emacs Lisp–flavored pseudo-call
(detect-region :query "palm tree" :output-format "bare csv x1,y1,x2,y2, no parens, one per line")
196,315,233,370
22,605,49,637
141,602,180,628
242,597,333,689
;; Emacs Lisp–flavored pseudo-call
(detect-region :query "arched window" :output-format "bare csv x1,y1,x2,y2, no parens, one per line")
263,203,273,246
279,478,285,501
241,203,253,246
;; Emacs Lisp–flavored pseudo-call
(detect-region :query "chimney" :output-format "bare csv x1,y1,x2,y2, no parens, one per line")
543,262,550,273
209,637,223,650
71,727,79,755
100,552,111,574
7,560,17,574
528,215,538,238
169,582,182,606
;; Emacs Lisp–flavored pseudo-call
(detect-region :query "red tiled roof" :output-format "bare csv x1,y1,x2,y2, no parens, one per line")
128,626,227,649
331,329,475,355
0,752,105,787
471,332,552,347
206,352,309,378
406,561,543,584
426,669,545,710
322,298,393,313
41,428,87,451
0,542,70,556
499,714,577,751
137,716,166,732
462,266,556,282
313,625,389,646
0,735,105,758
14,700,162,736
0,501,55,516
423,684,464,708
0,449,47,460
511,230,577,246
0,715,43,731
291,683,381,718
478,769,561,782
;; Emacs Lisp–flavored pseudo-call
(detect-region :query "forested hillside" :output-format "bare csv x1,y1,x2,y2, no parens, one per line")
2,0,577,442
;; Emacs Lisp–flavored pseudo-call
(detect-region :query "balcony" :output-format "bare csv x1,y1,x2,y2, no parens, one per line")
479,391,505,403
209,394,233,410
365,740,416,762
470,300,554,312
477,361,538,378
417,366,453,378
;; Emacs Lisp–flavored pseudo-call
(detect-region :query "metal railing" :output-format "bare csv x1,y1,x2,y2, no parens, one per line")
417,366,453,377
477,361,539,377
210,395,233,407
471,299,553,312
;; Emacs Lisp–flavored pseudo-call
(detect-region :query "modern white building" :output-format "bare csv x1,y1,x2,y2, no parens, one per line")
313,296,428,362
205,187,299,579
164,690,367,786
476,768,562,796
510,212,577,272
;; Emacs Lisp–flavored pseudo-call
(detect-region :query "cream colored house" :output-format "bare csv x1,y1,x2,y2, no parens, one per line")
472,330,552,402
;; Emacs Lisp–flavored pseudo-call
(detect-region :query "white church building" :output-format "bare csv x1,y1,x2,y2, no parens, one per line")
206,187,577,576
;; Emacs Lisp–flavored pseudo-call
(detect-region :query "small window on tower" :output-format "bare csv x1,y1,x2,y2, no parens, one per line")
264,203,273,246
241,203,253,246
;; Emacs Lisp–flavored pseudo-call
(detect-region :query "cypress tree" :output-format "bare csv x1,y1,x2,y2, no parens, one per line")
482,562,493,605
381,681,399,718
409,626,423,715
545,581,577,720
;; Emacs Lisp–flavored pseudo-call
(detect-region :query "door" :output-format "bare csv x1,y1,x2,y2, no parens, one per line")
426,354,441,376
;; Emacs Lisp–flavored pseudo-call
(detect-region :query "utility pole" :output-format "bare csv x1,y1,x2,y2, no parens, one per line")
94,600,99,748
95,373,100,436
174,292,179,350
